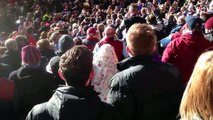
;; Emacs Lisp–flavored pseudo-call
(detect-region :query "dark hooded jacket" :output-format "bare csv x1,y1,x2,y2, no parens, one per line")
1,50,21,71
55,35,74,56
26,86,118,120
162,31,213,84
0,63,12,78
47,35,74,85
39,49,56,71
9,66,58,120
107,55,184,120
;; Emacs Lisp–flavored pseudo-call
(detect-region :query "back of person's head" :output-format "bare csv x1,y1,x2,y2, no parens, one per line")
5,39,18,51
86,27,97,37
177,15,186,25
49,32,61,43
126,23,157,56
73,37,82,45
26,26,33,34
129,3,139,14
40,31,48,39
21,45,41,66
97,23,105,33
57,35,74,54
146,13,157,25
104,26,115,38
14,35,28,49
179,50,213,120
36,39,50,50
59,45,93,87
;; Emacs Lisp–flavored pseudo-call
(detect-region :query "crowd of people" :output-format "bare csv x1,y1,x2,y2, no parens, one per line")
0,0,213,120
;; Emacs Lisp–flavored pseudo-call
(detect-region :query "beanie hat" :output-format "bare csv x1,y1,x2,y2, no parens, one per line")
205,17,213,29
21,45,41,65
46,56,60,74
57,35,74,55
87,27,97,36
185,16,203,30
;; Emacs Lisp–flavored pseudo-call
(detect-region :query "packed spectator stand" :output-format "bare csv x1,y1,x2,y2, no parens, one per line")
0,0,213,120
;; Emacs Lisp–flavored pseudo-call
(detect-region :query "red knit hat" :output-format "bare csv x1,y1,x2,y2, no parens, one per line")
87,27,97,36
205,17,213,29
21,45,41,65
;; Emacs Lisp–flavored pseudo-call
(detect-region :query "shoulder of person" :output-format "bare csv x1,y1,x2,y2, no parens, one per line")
109,71,130,88
26,102,49,120
100,102,119,120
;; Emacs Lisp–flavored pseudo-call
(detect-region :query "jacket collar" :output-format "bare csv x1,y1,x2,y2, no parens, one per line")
86,36,99,42
102,36,114,42
56,85,98,98
117,55,153,71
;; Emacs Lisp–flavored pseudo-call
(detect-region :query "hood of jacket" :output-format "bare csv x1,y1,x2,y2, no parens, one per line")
46,86,103,120
56,35,74,56
85,36,99,42
180,31,212,48
2,50,20,58
16,66,43,79
117,55,154,71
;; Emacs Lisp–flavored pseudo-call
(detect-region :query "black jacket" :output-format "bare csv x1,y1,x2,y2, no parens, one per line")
0,63,12,78
9,66,58,120
1,50,21,71
123,16,146,32
107,55,184,120
26,86,118,120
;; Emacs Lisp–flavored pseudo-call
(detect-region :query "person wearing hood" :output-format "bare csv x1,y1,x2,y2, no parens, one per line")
162,16,213,85
203,16,213,42
26,46,118,120
9,45,57,120
82,27,99,51
55,34,74,56
46,34,74,86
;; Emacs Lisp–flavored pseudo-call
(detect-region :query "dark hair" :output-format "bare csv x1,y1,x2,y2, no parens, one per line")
59,45,93,87
73,37,82,45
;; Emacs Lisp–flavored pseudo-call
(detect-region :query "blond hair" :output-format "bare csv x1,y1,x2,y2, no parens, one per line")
5,39,18,51
126,23,157,56
179,51,213,120
36,39,50,50
129,3,139,13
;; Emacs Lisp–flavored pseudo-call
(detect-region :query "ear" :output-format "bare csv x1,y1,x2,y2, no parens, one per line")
126,46,132,56
102,31,105,37
85,68,94,87
58,70,65,81
152,43,157,53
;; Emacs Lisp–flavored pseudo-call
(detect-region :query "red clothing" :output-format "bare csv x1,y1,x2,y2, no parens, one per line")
0,78,14,100
98,37,123,61
26,34,37,47
8,0,16,5
162,31,213,85
171,32,181,40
